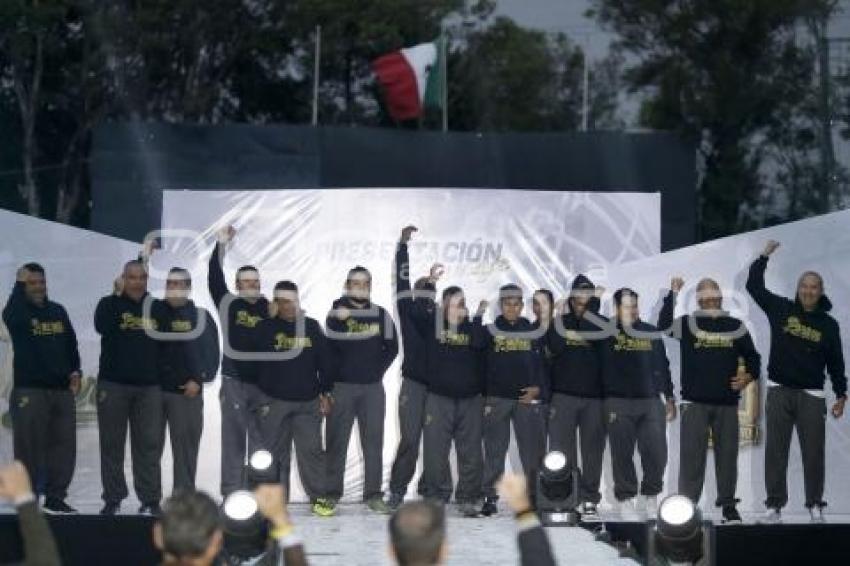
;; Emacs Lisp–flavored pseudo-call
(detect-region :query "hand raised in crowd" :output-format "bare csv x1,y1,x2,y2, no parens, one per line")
429,263,445,284
217,225,237,245
181,380,201,398
665,398,677,422
518,386,540,404
69,371,82,396
254,484,291,529
475,300,489,318
497,473,532,514
400,225,418,243
0,461,33,502
763,240,780,257
141,235,160,260
670,277,684,293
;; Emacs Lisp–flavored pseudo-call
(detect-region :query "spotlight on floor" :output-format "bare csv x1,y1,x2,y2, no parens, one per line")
221,490,268,563
648,494,712,565
536,450,581,526
246,448,277,487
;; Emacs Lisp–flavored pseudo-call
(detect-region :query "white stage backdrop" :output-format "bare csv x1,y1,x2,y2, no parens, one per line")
158,189,661,502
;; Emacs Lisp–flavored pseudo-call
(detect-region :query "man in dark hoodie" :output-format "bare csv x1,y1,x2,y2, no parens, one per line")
208,225,270,497
599,288,676,518
477,284,548,517
747,240,846,524
546,275,606,518
156,267,220,492
394,234,487,517
253,280,336,517
3,263,81,514
95,257,166,515
388,225,446,510
325,265,399,513
659,276,760,524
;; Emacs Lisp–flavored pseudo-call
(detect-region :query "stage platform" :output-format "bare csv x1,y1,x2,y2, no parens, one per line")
2,504,849,565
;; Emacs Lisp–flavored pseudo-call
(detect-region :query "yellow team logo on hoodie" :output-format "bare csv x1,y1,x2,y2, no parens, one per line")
783,316,822,343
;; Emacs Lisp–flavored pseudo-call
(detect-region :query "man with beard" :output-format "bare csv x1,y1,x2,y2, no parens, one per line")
208,225,269,497
3,264,81,514
659,276,760,523
156,267,220,492
546,275,606,519
325,266,398,513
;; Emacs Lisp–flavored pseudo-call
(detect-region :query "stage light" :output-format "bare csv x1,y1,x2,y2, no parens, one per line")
245,449,277,487
650,494,709,564
536,450,581,526
221,490,269,564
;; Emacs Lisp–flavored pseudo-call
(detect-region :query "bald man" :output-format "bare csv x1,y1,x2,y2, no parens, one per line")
659,277,761,523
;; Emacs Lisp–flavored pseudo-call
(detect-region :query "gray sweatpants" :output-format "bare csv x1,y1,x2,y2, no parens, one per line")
604,397,667,501
421,393,484,503
11,388,76,501
161,391,203,492
764,385,826,509
257,396,327,502
481,397,547,499
326,381,386,501
548,393,605,504
97,380,163,504
678,402,739,507
219,376,264,496
389,378,428,498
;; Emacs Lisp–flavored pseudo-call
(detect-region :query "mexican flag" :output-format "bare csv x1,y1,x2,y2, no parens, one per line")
372,39,444,121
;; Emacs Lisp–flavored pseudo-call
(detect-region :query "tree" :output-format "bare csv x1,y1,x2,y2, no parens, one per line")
589,0,838,239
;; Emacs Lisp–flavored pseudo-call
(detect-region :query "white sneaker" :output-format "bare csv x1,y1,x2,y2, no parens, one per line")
759,507,782,524
618,498,640,521
809,506,826,524
641,495,658,518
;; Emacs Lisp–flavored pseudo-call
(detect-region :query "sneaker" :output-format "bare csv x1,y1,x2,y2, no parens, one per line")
458,502,481,518
312,498,336,518
480,497,498,517
809,506,826,524
100,501,120,516
758,507,782,524
139,503,162,516
367,497,391,515
618,498,640,521
387,492,405,511
43,498,78,515
721,505,742,524
579,502,600,521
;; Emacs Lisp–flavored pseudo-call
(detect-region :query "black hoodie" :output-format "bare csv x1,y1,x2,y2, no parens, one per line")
325,296,398,385
3,282,81,389
208,242,269,383
155,298,220,394
395,242,434,384
94,292,165,386
596,319,675,400
253,315,332,401
658,291,761,405
474,315,547,400
546,275,605,399
746,255,846,397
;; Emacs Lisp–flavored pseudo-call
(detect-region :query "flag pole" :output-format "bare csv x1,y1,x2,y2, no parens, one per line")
441,31,448,132
312,25,321,126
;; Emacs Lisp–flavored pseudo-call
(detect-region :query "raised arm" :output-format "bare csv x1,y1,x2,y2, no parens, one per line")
2,269,32,331
746,240,788,314
657,277,683,336
208,226,236,309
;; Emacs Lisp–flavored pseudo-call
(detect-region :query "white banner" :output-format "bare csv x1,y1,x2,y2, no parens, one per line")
158,188,661,502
